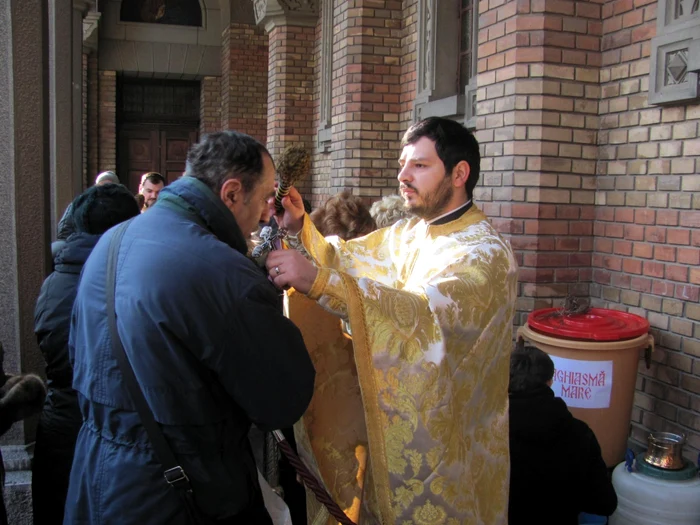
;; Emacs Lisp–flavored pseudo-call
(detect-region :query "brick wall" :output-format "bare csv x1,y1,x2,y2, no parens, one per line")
221,24,268,143
200,76,221,136
98,70,116,171
593,0,700,461
265,24,316,163
390,0,700,460
328,0,404,200
309,14,332,209
475,0,603,323
400,0,417,135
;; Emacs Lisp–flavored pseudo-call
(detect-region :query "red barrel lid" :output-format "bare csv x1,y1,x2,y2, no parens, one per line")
527,307,650,342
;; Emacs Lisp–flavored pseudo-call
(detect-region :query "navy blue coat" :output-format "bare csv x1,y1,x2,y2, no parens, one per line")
66,177,315,525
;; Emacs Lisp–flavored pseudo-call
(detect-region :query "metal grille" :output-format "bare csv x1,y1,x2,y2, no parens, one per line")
676,0,699,17
457,0,476,93
120,79,200,122
665,49,689,86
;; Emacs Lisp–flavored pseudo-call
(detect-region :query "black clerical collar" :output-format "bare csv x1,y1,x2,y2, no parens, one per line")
427,200,473,226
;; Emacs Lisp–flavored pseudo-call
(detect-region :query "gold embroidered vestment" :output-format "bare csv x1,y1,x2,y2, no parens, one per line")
287,205,518,525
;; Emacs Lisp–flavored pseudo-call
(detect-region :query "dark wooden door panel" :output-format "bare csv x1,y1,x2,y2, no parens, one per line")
119,127,159,194
160,129,197,185
118,125,198,194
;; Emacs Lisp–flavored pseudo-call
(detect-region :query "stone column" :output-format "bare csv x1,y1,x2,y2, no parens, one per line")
0,0,51,436
0,9,51,522
48,0,92,235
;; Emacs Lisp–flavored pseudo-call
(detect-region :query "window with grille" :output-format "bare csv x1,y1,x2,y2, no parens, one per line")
414,0,478,129
648,0,700,104
119,79,201,122
120,0,203,27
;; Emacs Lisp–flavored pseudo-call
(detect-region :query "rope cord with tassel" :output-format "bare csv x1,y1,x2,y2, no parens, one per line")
272,430,357,525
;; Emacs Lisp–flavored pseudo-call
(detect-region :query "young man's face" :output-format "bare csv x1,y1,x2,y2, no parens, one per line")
397,136,454,220
140,180,164,208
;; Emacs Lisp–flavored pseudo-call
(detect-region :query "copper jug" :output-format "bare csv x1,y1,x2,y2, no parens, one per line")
643,432,686,470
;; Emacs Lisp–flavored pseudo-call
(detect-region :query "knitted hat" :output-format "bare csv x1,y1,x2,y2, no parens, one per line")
71,184,140,235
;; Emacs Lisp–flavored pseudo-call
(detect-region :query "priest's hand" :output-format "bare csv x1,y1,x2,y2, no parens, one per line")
274,186,305,235
266,249,318,294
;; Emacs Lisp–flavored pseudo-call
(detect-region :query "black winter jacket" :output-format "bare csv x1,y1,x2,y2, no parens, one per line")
33,232,101,525
509,386,618,525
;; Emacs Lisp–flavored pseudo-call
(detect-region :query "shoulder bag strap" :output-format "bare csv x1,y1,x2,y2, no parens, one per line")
105,221,205,523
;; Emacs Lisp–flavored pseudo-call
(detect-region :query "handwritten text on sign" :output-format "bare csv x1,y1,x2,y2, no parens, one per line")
550,356,613,409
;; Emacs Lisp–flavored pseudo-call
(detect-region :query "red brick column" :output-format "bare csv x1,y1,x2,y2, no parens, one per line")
221,24,268,143
265,25,315,155
328,0,403,199
265,24,316,195
98,70,116,171
477,0,603,324
200,76,221,136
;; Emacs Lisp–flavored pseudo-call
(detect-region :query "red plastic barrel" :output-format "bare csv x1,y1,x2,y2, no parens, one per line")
518,308,654,467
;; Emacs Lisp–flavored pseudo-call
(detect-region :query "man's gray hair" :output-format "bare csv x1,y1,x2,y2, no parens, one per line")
95,171,120,185
370,194,413,229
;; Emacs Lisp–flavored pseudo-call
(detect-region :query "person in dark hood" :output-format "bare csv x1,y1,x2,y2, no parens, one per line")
508,343,617,525
52,170,122,258
32,183,140,525
65,131,315,525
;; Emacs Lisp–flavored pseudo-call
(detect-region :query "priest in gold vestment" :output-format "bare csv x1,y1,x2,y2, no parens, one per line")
266,117,518,525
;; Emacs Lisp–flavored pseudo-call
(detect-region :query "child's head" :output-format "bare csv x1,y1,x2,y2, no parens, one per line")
509,342,554,393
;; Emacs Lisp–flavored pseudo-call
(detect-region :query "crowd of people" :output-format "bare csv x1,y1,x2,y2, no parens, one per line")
0,117,617,525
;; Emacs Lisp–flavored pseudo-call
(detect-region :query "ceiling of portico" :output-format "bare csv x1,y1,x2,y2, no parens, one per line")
98,0,255,79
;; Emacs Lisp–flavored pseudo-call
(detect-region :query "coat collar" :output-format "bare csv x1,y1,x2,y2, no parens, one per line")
157,176,249,255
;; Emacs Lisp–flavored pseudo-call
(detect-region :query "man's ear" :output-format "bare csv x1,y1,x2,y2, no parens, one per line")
220,178,243,207
452,160,470,188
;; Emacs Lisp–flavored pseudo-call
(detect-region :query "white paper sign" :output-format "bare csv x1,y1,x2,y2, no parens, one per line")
550,356,613,409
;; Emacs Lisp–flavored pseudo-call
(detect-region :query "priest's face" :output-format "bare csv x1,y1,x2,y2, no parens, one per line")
397,137,454,220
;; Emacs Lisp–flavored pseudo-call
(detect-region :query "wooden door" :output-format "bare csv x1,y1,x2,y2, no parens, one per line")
120,126,160,194
119,124,198,194
160,128,198,185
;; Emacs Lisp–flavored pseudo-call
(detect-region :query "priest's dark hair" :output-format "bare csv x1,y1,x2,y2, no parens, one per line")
401,117,481,200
